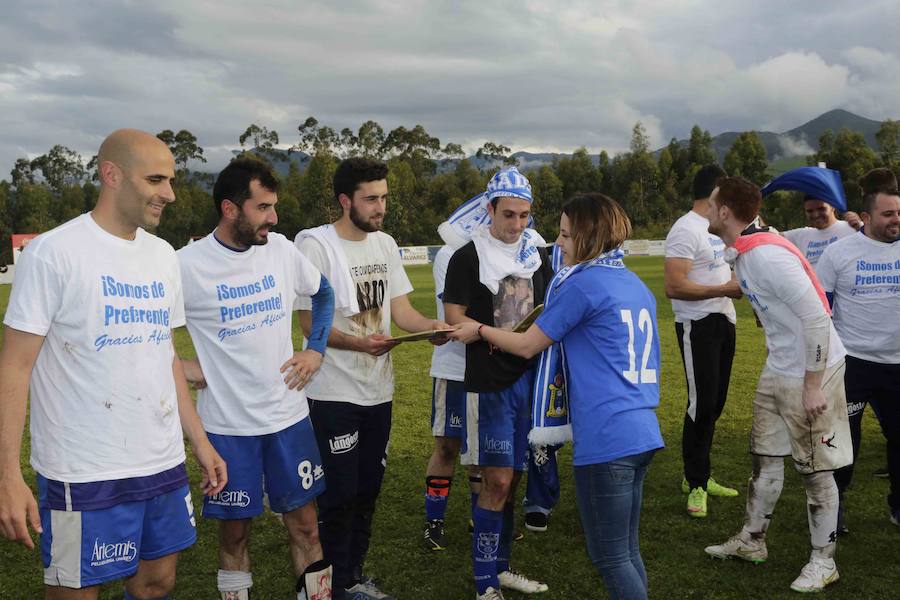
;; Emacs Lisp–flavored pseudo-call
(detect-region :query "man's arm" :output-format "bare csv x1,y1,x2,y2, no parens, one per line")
297,311,397,357
0,327,44,549
391,294,449,333
664,258,742,300
171,352,227,496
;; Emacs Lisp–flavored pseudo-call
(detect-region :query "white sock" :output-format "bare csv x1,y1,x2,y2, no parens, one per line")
217,569,252,599
802,471,839,556
744,456,784,537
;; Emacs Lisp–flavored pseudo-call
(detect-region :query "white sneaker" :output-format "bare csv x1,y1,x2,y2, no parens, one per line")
498,570,548,594
790,557,839,592
476,587,505,600
704,532,768,564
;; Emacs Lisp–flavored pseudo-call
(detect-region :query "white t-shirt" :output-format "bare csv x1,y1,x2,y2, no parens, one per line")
3,213,186,483
783,220,856,266
816,232,900,364
429,245,465,381
296,231,413,406
735,244,845,378
178,232,322,435
664,210,736,324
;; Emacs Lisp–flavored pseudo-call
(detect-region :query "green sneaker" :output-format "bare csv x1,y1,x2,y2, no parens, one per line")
687,487,708,518
681,477,738,497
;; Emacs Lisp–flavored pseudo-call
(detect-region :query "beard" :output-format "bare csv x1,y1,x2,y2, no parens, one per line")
234,211,269,246
350,203,383,232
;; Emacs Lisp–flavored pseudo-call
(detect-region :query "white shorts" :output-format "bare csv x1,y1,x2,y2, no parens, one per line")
750,361,852,474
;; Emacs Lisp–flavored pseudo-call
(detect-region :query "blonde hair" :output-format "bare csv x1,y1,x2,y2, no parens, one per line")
562,193,631,263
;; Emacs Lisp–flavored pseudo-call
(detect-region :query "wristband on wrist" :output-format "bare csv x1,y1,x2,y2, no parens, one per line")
477,324,485,340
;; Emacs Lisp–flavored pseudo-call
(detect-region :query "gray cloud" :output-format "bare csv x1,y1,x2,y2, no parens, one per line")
0,0,897,176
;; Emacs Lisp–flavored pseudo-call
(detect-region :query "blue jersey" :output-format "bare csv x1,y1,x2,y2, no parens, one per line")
535,261,664,466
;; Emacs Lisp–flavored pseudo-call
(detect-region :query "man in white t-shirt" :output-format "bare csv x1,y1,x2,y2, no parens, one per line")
664,164,742,519
816,177,900,532
704,177,851,593
422,244,478,551
177,158,335,600
295,157,449,600
0,129,226,599
782,195,859,266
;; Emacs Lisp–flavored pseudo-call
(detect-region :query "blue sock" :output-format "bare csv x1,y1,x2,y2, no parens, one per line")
496,501,514,574
425,476,452,522
472,505,503,594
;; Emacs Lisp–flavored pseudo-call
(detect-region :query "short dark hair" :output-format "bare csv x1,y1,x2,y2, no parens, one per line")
692,164,727,200
333,157,388,204
562,193,631,262
213,157,279,216
860,168,900,214
714,176,761,223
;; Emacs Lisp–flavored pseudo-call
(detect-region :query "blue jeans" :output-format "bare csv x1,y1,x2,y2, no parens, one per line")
574,450,656,600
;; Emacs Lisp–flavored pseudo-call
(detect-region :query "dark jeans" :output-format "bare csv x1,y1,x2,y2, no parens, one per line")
309,399,392,591
675,314,736,489
834,357,900,514
574,450,656,600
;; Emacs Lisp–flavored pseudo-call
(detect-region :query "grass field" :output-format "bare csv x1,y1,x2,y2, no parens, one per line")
0,258,897,599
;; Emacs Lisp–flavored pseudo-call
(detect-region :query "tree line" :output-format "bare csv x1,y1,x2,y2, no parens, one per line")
2,118,898,265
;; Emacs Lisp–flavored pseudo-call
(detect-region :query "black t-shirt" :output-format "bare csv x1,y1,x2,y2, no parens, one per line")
443,241,553,392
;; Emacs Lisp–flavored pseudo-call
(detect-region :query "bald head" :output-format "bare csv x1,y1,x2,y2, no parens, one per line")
98,129,171,175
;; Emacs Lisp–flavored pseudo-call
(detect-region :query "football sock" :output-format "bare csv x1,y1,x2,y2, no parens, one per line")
803,471,839,557
296,559,332,600
496,501,514,574
425,476,452,522
218,569,253,600
744,456,783,538
472,505,503,594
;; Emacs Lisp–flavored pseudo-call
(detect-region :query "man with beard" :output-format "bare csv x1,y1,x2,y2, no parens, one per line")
177,157,336,600
0,129,226,599
816,169,900,533
295,157,450,600
703,177,851,593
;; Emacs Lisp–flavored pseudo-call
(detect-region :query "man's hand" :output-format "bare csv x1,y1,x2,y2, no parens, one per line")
359,333,399,357
802,385,828,423
280,349,324,390
449,321,482,344
181,358,207,390
722,278,744,299
428,320,453,346
843,211,862,230
0,471,42,549
190,439,227,496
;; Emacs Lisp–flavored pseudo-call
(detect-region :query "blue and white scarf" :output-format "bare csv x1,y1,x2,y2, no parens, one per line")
529,247,626,446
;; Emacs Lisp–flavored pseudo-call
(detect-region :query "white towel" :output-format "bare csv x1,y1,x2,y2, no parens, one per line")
295,225,359,317
471,226,546,294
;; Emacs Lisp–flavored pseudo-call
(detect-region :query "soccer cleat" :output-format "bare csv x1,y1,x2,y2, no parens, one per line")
687,487,708,518
345,578,394,600
789,558,839,592
512,528,525,542
704,532,768,564
873,466,889,478
498,570,548,594
524,512,548,532
890,512,899,527
476,587,505,600
681,477,739,497
424,519,447,551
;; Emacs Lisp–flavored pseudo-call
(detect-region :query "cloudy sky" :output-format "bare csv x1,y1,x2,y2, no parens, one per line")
2,0,898,174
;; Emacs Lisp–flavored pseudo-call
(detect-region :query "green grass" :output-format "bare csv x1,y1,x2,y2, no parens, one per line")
1,258,897,599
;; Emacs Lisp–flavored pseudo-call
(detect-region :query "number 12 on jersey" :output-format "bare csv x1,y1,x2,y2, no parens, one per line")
620,308,657,384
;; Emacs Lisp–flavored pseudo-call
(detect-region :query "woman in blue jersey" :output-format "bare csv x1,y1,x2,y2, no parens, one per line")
451,193,664,600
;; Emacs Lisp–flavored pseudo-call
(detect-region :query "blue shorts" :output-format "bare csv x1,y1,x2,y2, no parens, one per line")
39,481,196,589
203,416,325,519
465,370,534,471
431,378,468,438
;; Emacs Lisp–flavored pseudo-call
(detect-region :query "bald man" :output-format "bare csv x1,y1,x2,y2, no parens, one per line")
0,129,227,600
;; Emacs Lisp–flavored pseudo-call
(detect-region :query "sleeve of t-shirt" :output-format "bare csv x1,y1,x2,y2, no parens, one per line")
2,245,63,336
442,246,474,307
664,222,697,260
387,236,414,299
534,280,592,342
815,244,838,293
291,243,322,299
294,237,329,311
168,257,186,328
783,228,803,247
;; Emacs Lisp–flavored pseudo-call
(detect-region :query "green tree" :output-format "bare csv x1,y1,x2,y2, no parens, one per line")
0,181,12,265
875,119,900,171
529,166,564,238
555,147,597,200
476,142,517,168
157,129,207,171
687,125,715,167
724,131,769,186
299,153,339,227
294,117,339,157
617,123,661,224
274,162,304,238
11,184,56,233
356,120,386,159
384,159,418,244
30,145,86,194
812,128,880,211
239,124,286,164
